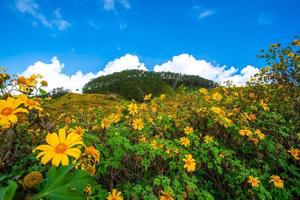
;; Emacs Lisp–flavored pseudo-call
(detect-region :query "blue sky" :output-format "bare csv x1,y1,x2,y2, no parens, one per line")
0,0,299,91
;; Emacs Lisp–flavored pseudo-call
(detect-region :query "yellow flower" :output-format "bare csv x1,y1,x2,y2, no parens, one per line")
259,100,269,111
204,135,214,144
180,137,190,147
198,88,208,95
248,113,256,122
184,126,193,135
150,103,158,113
183,154,196,172
151,140,163,149
107,189,123,200
144,94,152,101
0,97,28,128
212,93,222,101
288,148,300,160
292,39,300,47
72,126,85,135
17,76,33,91
40,80,48,87
101,117,112,129
17,94,43,111
23,171,43,188
211,106,225,116
139,135,147,143
84,145,100,163
84,184,92,195
270,175,284,188
255,129,265,140
247,176,260,188
128,103,138,115
160,94,166,101
132,118,144,130
239,129,252,137
160,191,174,200
112,113,121,123
165,148,171,155
288,52,295,58
33,128,83,166
139,103,148,110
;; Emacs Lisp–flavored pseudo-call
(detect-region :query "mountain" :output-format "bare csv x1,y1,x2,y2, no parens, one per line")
82,69,216,101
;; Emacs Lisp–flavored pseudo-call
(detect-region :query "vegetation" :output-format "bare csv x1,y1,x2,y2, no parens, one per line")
48,87,71,99
0,39,299,200
82,70,216,101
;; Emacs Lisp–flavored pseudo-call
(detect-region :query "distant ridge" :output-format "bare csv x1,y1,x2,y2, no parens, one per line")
83,69,216,101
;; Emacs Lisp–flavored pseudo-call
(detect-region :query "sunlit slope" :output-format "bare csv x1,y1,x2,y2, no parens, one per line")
44,93,125,118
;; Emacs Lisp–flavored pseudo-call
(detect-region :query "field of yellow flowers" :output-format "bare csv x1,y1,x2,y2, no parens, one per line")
0,40,299,200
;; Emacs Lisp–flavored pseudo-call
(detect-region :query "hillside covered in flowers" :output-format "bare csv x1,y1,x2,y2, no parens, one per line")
0,40,299,200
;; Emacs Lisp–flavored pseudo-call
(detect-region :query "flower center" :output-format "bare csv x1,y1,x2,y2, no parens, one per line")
1,107,13,116
186,160,192,165
55,143,68,153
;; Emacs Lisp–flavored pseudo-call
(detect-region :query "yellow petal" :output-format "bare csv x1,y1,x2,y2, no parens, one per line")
34,145,54,151
41,152,55,164
65,133,82,147
65,148,81,158
12,108,28,114
52,154,62,167
58,128,66,143
8,115,18,123
46,133,60,146
36,151,47,159
61,154,69,166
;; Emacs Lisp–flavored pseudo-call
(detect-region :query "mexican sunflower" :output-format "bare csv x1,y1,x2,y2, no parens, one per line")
247,176,260,188
107,189,123,200
183,154,196,172
270,175,284,188
0,97,28,127
33,128,83,166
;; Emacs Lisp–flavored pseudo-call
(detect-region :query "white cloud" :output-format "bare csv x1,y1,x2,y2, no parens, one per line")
21,54,146,93
15,0,70,31
102,54,147,74
198,9,215,20
223,65,259,85
102,0,131,11
154,54,237,82
154,54,259,85
52,9,71,31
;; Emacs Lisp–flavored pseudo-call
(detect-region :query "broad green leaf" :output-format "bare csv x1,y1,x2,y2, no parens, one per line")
0,181,17,200
35,165,94,200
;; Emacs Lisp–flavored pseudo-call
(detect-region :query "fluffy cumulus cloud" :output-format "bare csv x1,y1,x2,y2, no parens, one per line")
223,65,259,85
154,54,238,83
102,54,146,74
15,0,70,30
21,53,259,93
21,54,145,92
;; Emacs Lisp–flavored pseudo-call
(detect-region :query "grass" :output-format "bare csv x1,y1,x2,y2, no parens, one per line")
44,93,125,119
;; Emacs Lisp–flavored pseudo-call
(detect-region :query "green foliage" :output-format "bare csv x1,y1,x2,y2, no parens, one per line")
0,181,17,200
48,87,71,99
35,165,94,200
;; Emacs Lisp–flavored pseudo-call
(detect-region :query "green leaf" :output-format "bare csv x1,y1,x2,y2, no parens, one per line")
35,165,94,200
0,181,18,200
39,88,47,96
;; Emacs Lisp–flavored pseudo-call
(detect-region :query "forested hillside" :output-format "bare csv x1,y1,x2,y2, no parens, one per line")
82,70,216,100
